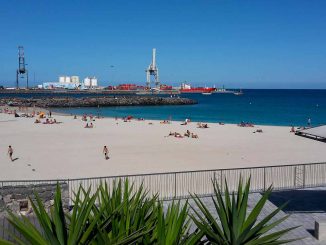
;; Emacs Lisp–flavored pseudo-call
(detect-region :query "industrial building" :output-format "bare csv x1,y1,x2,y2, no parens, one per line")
83,77,98,88
40,76,99,89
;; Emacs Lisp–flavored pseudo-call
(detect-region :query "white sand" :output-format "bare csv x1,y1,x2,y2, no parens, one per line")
0,111,325,180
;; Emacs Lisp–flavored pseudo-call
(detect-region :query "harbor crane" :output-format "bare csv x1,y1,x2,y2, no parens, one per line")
146,48,160,88
16,46,28,89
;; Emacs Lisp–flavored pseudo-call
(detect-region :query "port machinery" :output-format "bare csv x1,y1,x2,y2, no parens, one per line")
16,46,29,89
145,48,160,89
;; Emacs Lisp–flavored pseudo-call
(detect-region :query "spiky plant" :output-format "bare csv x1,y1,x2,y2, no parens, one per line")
0,183,141,245
152,200,203,245
190,177,300,244
91,179,157,244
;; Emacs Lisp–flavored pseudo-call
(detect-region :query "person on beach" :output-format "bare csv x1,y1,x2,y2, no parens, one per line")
308,118,311,127
7,145,13,162
103,146,109,159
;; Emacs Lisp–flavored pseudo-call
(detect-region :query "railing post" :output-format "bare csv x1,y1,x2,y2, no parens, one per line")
294,166,297,187
220,170,223,191
174,173,177,198
303,165,306,188
67,179,70,200
263,167,266,191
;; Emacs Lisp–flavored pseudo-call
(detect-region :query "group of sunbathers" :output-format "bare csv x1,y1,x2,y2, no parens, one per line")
238,122,254,127
35,118,61,124
19,113,35,118
160,120,170,124
253,129,263,133
123,116,133,122
1,108,16,114
82,114,96,122
84,122,94,128
0,108,62,124
166,130,198,139
197,122,209,128
1,108,35,118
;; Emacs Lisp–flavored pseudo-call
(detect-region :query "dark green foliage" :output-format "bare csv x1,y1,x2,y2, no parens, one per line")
190,177,300,244
0,178,300,245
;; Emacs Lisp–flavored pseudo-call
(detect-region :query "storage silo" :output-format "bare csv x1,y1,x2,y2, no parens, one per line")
71,76,79,84
84,77,91,87
65,76,71,83
91,77,98,87
59,76,66,83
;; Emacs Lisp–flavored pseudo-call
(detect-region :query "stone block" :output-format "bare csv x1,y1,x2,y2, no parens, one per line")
315,219,326,240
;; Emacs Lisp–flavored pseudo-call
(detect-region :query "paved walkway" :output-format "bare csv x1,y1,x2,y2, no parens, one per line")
164,190,326,244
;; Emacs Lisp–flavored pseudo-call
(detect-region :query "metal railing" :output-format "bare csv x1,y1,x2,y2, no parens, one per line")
1,162,326,200
1,161,326,241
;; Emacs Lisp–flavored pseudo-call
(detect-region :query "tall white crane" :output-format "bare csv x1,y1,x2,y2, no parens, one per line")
146,48,160,88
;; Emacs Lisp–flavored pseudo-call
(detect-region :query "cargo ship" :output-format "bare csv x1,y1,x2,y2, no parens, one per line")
179,83,217,94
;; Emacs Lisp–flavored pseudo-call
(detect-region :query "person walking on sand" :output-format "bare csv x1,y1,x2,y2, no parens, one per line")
7,145,13,162
103,146,109,160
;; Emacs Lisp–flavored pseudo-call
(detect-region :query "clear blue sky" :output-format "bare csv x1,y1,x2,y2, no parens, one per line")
1,0,326,88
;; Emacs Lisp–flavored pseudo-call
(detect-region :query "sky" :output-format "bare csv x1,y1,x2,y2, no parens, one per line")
0,0,326,89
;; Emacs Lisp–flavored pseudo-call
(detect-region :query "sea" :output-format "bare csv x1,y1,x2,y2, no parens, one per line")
1,89,326,126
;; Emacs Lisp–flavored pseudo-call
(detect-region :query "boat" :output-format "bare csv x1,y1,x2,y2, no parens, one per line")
234,89,243,96
202,92,212,95
179,83,216,94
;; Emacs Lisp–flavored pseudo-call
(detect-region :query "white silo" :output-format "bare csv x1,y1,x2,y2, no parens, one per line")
59,76,66,83
71,76,79,84
84,77,91,87
91,77,98,87
65,76,71,84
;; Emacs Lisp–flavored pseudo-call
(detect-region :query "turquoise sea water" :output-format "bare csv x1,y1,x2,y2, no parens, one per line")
1,89,326,126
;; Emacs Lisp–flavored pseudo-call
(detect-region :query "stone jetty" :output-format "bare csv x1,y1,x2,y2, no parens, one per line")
0,96,197,108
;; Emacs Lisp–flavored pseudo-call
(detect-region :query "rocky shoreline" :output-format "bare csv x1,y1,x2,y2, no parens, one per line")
0,96,197,108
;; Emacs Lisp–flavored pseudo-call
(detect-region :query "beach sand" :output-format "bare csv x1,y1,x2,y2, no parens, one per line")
0,110,325,180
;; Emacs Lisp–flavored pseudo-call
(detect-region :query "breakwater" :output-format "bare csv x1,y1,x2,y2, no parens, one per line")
0,96,197,108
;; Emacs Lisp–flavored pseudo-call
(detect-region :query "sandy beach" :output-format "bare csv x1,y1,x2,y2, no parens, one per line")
0,109,325,181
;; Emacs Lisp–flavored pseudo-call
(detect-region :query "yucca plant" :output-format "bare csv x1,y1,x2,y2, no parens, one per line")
1,184,101,245
0,183,141,245
190,177,300,244
152,200,203,245
91,179,157,244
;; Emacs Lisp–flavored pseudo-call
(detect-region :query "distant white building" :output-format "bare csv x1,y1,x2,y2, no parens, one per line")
40,75,100,90
83,77,98,88
41,75,81,89
71,76,80,84
59,75,80,85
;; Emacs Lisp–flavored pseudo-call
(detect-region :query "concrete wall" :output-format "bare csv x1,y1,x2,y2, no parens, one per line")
0,183,69,242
